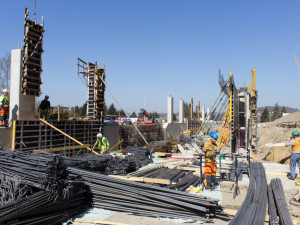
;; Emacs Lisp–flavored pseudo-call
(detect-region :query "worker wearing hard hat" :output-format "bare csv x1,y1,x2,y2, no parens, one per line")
92,133,110,154
202,132,219,189
286,131,300,180
38,95,50,119
271,130,300,180
0,89,9,127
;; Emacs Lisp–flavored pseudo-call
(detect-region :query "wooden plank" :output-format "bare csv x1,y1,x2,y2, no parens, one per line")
177,166,200,171
74,218,131,225
266,171,288,176
109,175,171,184
155,152,172,157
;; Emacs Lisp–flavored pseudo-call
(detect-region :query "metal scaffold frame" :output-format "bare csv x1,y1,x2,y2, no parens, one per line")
21,8,44,96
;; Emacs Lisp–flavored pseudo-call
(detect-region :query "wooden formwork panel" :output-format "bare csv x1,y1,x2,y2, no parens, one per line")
13,120,101,156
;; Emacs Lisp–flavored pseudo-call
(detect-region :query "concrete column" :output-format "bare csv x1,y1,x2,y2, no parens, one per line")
179,99,184,123
9,49,36,126
201,106,205,123
167,96,173,123
207,107,210,120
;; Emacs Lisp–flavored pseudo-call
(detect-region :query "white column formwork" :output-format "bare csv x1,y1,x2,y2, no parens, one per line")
9,49,35,126
207,107,210,120
167,96,173,123
202,106,205,123
179,99,184,123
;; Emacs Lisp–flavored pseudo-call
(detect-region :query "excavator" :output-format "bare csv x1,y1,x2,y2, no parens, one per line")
138,109,155,124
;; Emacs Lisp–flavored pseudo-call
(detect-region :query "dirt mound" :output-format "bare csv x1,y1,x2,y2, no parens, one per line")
257,124,293,164
273,111,300,123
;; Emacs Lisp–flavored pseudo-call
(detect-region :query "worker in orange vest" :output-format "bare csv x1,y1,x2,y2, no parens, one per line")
286,131,300,180
0,89,9,127
202,132,219,189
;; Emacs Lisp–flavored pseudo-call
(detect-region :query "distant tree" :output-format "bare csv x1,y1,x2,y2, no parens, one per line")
130,111,137,117
74,106,80,117
183,102,189,118
260,108,269,122
106,103,117,115
80,103,87,116
0,53,11,91
271,103,280,121
119,109,126,116
151,111,160,118
281,106,286,115
173,113,177,121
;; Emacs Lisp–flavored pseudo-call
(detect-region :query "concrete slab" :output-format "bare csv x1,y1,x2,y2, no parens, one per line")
0,127,13,149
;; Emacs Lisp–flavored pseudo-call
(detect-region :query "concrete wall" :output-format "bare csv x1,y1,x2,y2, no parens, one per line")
164,122,188,139
9,49,36,126
103,125,119,150
0,128,13,149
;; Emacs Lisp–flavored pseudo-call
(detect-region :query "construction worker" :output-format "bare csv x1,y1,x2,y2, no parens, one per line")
38,95,50,119
272,130,300,180
92,133,110,154
0,89,9,127
286,131,300,180
202,132,219,189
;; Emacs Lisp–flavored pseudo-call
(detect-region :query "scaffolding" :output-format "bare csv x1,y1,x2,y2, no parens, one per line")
77,58,106,131
21,8,44,96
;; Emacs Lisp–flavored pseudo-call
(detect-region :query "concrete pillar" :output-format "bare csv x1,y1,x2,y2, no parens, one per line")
167,96,173,123
207,107,210,120
179,99,184,123
201,106,205,123
9,49,36,126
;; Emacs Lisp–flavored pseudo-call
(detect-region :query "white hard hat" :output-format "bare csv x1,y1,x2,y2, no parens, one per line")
97,133,102,138
3,89,7,93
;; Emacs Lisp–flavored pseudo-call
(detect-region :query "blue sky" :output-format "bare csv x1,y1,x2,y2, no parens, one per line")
1,1,300,113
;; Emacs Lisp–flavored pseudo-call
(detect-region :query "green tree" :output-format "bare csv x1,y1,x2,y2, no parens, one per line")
79,103,87,116
281,106,286,115
272,103,280,121
151,111,160,118
130,111,137,117
119,109,126,116
183,102,189,118
173,113,177,121
260,108,269,122
106,103,117,115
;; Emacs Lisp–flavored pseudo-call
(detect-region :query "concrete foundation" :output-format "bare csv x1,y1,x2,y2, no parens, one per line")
164,123,188,139
9,49,35,126
0,128,13,149
103,125,119,150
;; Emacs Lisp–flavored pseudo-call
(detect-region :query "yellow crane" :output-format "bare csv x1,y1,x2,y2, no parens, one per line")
293,53,300,71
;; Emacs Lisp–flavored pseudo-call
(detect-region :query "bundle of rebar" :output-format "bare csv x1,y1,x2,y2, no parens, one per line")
128,166,200,191
69,167,230,222
0,182,90,225
64,154,149,174
229,162,267,225
125,146,152,158
0,149,69,198
269,178,293,225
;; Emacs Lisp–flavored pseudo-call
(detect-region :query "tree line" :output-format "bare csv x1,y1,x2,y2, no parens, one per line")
260,103,286,122
70,103,160,118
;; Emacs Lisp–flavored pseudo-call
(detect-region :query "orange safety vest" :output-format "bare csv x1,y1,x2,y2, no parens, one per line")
292,139,300,153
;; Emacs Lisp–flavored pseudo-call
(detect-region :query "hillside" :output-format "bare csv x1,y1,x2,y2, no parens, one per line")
258,106,298,113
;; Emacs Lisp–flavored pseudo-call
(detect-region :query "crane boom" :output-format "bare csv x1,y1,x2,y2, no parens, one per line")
293,53,300,71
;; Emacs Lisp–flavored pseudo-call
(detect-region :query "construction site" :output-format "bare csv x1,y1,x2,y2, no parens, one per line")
0,2,300,225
